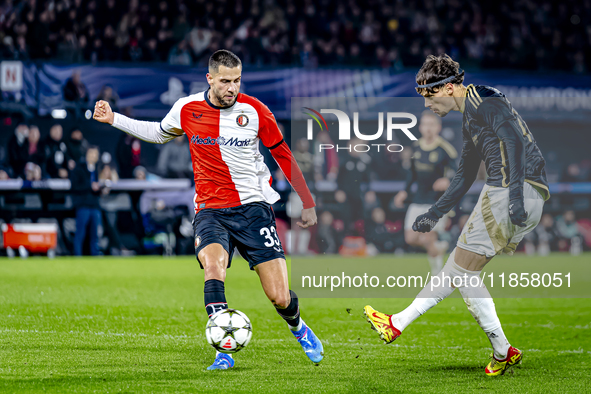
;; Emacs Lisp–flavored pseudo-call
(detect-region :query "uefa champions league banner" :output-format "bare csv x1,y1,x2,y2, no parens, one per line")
18,63,591,118
289,96,591,299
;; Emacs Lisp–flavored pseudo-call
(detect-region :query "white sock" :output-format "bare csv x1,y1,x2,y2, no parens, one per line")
458,267,510,360
486,327,510,360
427,255,444,275
391,249,460,332
289,318,304,332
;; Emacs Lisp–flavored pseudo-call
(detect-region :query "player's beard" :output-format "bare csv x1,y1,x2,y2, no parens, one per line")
212,87,237,108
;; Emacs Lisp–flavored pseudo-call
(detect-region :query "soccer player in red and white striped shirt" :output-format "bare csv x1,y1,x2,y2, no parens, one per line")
93,50,323,370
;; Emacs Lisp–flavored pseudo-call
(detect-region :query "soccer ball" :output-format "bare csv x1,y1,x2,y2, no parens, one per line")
205,309,252,354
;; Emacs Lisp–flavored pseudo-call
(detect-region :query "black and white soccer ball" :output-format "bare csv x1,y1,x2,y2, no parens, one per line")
205,309,252,354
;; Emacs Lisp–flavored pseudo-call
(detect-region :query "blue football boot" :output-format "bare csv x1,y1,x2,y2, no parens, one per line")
207,353,235,370
291,320,324,365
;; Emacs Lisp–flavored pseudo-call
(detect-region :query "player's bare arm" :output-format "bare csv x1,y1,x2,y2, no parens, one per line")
92,99,182,144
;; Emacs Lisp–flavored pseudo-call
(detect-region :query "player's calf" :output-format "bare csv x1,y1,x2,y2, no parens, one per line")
204,279,228,317
275,290,324,364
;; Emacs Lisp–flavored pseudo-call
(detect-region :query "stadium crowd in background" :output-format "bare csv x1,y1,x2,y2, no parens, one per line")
0,0,588,72
0,118,589,256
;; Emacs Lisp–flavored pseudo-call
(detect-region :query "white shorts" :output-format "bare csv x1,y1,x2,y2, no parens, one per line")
457,183,545,258
405,203,449,234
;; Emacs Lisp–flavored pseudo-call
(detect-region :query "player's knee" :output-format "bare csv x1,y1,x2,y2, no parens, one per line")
270,293,291,309
202,255,227,279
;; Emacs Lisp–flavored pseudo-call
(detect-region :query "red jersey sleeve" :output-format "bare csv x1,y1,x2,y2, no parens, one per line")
256,102,315,209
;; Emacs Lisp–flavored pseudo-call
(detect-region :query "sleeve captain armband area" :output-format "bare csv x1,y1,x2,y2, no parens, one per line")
268,138,285,150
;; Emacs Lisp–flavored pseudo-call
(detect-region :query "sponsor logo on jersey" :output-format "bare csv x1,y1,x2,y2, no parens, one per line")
193,112,203,120
190,135,251,147
236,114,249,127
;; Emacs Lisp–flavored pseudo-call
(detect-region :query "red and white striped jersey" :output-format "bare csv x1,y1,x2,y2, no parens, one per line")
159,90,313,212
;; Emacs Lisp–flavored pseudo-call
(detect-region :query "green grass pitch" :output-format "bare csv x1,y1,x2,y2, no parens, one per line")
0,255,589,393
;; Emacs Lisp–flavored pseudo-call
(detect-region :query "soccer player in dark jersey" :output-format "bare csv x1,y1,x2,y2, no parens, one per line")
365,54,550,376
394,111,457,274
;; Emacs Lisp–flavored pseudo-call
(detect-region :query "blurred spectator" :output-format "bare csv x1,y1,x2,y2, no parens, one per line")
168,39,192,65
293,138,314,183
336,138,371,228
363,191,380,220
96,85,120,111
98,162,133,256
531,214,559,256
556,210,582,253
66,127,89,163
142,198,178,256
189,20,213,59
7,123,29,178
272,169,291,205
24,162,42,181
156,137,192,178
317,211,338,254
70,146,103,256
561,163,583,182
42,124,69,179
63,70,90,119
63,70,90,104
99,164,119,184
2,0,590,71
116,134,142,178
366,207,396,253
0,168,10,180
313,130,339,181
133,165,160,181
27,125,43,165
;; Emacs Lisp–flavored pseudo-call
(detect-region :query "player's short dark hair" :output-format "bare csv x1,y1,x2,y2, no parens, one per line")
209,50,242,73
416,54,464,96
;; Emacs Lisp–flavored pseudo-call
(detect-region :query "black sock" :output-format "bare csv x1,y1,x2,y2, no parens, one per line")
275,290,301,328
204,279,228,317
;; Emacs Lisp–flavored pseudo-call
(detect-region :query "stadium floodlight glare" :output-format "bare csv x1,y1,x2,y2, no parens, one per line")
51,109,67,119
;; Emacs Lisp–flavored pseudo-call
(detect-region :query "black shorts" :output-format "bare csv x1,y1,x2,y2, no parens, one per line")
193,201,285,270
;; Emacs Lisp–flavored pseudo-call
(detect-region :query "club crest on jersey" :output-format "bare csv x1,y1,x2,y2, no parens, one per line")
236,114,249,127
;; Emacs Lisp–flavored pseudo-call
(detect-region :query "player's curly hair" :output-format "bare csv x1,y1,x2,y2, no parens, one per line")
415,54,464,96
209,49,242,73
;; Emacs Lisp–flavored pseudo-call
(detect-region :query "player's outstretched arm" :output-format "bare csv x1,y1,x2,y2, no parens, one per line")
92,100,182,144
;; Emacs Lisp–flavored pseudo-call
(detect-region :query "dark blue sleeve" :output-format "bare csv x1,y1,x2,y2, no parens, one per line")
442,147,457,177
478,99,525,201
432,133,480,217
